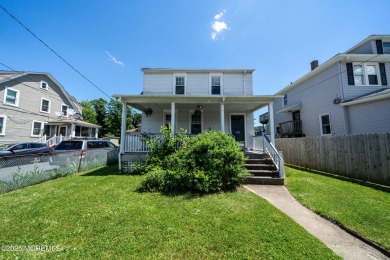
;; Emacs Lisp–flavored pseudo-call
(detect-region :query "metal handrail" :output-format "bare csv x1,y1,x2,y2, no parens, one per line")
262,133,285,178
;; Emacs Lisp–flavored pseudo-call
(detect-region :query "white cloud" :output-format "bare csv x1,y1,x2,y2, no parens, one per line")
106,51,124,66
211,10,229,41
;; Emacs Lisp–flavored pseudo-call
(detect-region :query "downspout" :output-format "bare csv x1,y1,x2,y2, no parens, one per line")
338,61,350,135
243,70,247,96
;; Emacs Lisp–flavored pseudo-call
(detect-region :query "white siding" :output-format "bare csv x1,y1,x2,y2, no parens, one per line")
347,99,390,134
186,73,209,95
143,73,173,95
273,63,347,137
143,71,252,96
341,62,390,100
346,40,375,54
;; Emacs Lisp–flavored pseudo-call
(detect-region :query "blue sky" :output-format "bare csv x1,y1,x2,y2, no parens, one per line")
1,0,389,125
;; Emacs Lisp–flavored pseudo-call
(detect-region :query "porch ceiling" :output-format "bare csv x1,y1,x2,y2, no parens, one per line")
113,94,283,113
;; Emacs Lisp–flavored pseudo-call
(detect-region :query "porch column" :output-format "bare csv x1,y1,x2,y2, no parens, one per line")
171,102,176,135
119,101,127,171
268,102,275,145
220,102,225,132
71,123,76,138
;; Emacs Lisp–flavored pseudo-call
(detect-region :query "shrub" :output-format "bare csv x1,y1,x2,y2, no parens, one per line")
140,130,248,194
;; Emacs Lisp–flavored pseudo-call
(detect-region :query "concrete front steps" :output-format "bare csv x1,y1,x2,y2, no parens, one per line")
242,151,284,185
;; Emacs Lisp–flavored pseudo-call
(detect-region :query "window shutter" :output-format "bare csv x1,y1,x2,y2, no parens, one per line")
376,40,383,54
379,63,387,86
346,63,354,85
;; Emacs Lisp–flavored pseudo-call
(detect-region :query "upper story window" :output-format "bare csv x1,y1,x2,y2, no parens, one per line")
40,98,51,113
175,76,185,95
210,74,222,95
320,114,331,135
0,115,6,135
3,87,20,107
347,62,387,86
40,80,49,90
283,94,288,107
62,104,68,116
383,42,390,54
353,63,380,86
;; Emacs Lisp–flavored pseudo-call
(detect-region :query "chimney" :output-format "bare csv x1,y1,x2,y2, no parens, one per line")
311,60,319,71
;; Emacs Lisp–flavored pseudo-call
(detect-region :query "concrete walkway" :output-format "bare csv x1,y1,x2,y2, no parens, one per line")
245,185,389,260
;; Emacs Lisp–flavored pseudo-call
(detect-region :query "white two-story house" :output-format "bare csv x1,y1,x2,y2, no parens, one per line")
113,68,282,169
272,35,390,137
0,71,100,145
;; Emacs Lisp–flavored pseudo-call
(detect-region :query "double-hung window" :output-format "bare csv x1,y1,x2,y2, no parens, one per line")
0,115,6,135
40,98,51,113
210,75,222,95
320,114,331,135
283,94,288,107
3,87,20,106
31,120,45,137
383,42,390,54
62,104,68,116
175,76,185,95
348,63,385,86
190,110,202,134
40,80,49,90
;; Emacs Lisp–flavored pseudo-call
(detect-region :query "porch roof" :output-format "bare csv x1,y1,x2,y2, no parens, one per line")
46,118,101,128
112,94,283,113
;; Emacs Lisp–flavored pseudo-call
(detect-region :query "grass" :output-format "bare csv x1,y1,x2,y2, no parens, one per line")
285,166,390,251
0,165,339,259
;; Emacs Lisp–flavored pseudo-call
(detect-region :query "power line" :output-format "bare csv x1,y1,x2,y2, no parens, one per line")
0,4,112,100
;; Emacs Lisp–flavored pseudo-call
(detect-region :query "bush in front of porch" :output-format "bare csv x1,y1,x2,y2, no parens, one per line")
140,128,248,194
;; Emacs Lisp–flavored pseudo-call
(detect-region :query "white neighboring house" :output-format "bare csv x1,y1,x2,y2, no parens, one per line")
0,71,100,145
113,68,282,168
272,35,390,137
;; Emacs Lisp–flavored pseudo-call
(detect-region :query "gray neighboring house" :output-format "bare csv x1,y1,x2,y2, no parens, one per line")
272,35,390,137
0,71,100,145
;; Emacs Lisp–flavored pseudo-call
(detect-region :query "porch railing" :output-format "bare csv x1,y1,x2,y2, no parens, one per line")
124,134,162,152
34,135,47,143
46,135,71,147
279,120,302,137
253,134,285,178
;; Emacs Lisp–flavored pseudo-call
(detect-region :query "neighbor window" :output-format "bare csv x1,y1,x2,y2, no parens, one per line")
175,76,185,94
62,104,68,116
190,111,202,134
75,125,96,138
211,75,221,95
40,98,51,113
0,115,6,135
353,63,380,86
320,114,331,135
40,80,49,90
31,120,45,136
283,94,288,106
383,42,390,54
164,113,171,127
3,87,20,106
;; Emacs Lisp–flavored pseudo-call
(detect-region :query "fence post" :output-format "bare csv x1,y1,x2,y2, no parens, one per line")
78,149,84,173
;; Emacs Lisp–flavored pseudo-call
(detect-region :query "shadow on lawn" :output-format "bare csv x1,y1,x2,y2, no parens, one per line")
81,164,125,176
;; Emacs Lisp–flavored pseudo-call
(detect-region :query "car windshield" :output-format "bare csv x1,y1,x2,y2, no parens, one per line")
0,144,16,151
55,141,83,150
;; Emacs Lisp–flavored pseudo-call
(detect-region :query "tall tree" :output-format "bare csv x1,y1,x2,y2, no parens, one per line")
90,98,108,136
80,101,98,124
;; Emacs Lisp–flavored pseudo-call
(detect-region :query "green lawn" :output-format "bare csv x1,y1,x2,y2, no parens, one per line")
0,165,339,259
285,166,390,251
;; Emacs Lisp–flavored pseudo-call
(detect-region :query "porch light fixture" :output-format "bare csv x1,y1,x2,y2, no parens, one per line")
145,108,153,117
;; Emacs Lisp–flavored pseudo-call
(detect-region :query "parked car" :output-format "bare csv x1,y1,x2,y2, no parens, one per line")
50,139,119,166
0,142,51,157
